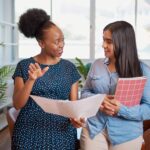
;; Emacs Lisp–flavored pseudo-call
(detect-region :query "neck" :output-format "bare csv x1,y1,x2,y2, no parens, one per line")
34,54,60,65
108,58,116,73
109,57,115,65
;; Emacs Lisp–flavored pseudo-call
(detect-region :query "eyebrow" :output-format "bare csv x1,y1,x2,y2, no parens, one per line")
103,37,112,41
55,37,64,41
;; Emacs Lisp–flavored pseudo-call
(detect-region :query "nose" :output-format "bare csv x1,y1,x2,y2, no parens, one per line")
102,41,107,49
59,41,65,48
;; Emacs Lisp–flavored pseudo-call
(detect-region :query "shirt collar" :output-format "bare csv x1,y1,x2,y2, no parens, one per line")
103,57,110,65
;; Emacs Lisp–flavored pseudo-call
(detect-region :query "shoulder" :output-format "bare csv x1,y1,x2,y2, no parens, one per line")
93,58,105,65
61,59,76,68
15,58,33,72
88,58,108,77
91,58,106,70
140,61,150,76
17,57,33,66
60,59,81,80
13,58,32,79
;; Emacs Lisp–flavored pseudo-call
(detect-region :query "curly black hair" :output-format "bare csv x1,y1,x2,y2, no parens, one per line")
18,8,55,39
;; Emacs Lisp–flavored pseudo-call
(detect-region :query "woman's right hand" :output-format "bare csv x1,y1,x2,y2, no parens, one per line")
28,63,49,80
13,63,49,110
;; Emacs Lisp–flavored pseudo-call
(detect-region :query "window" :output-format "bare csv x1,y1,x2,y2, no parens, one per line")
136,0,150,59
95,0,135,58
15,0,150,60
0,0,18,66
0,22,18,65
52,0,90,59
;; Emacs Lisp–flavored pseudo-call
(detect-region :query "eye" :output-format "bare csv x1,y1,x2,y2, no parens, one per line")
54,38,64,45
104,39,112,44
54,40,59,45
107,40,112,44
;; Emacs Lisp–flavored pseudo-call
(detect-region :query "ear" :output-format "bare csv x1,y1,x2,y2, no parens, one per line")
38,40,45,49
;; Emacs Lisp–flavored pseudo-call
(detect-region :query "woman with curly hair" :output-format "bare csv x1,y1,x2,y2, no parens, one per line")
12,8,80,149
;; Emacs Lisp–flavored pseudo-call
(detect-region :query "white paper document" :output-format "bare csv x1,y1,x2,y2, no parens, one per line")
30,94,105,118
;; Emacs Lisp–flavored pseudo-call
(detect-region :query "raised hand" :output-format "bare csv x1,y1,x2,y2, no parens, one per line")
28,63,49,80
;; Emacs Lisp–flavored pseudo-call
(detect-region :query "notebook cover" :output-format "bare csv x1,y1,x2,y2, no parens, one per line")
114,76,147,107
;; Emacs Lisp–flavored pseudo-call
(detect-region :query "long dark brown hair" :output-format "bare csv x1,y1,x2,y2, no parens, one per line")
104,21,143,77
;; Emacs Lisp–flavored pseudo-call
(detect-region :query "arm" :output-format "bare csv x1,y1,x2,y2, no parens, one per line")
13,63,49,110
81,63,96,99
69,81,86,128
117,64,150,121
81,76,95,98
81,59,107,98
117,101,150,121
102,63,150,121
101,95,150,121
69,81,79,101
101,85,150,121
13,77,35,110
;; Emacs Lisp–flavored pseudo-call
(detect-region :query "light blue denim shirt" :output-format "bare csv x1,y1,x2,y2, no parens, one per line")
81,58,150,145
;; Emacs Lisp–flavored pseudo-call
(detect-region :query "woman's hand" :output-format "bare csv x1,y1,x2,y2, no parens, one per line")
70,117,86,128
100,95,121,116
28,63,49,80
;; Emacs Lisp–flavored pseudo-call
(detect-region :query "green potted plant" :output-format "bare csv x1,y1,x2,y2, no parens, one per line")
75,57,91,88
0,65,15,101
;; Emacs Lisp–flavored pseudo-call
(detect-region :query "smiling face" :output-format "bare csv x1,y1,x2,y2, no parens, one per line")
102,30,115,61
38,25,64,58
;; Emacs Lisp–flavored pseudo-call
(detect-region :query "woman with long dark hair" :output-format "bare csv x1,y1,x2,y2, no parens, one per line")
80,21,150,150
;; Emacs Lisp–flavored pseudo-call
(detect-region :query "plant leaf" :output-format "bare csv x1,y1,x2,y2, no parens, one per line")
0,65,15,101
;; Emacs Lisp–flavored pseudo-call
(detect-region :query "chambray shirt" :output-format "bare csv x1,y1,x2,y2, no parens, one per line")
81,58,150,145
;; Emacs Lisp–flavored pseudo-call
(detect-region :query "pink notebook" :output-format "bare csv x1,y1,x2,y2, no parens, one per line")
114,76,147,107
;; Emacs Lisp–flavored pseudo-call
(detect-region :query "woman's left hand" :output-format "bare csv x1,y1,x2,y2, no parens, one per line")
100,95,121,116
70,117,86,128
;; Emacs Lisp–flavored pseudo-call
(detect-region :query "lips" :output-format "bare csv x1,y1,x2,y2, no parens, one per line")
104,51,109,54
57,50,63,56
59,50,63,54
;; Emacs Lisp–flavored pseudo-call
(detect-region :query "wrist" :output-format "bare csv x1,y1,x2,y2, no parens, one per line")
28,78,36,83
